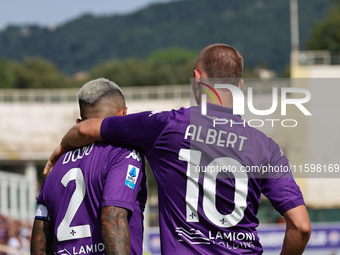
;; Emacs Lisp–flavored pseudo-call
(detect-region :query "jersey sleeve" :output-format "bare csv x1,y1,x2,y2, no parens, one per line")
101,147,146,214
100,111,168,156
35,180,52,221
35,204,51,221
261,139,305,215
36,177,50,208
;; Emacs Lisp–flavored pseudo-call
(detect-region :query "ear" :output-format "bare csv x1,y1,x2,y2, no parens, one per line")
117,107,128,116
122,107,127,116
76,118,82,124
238,79,244,90
192,69,203,105
192,68,203,91
193,69,203,79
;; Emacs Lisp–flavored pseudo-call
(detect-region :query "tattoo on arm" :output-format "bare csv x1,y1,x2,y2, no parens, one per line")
31,219,54,255
101,206,130,255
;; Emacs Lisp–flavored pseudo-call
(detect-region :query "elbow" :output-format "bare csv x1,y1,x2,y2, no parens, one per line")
77,118,103,141
299,222,312,241
289,220,311,243
76,122,96,142
77,122,90,139
283,205,312,243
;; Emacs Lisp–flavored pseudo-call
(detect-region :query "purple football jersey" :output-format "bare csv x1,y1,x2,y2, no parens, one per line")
100,104,305,254
36,143,147,255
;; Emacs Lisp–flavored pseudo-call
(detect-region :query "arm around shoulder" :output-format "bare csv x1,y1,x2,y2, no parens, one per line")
281,205,311,255
62,118,104,149
43,118,104,174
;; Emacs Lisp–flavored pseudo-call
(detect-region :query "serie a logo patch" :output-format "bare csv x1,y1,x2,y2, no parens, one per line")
125,164,140,189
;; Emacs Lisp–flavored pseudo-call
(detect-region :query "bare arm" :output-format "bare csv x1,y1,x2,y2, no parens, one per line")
101,206,130,255
30,219,54,255
280,205,311,255
44,118,104,174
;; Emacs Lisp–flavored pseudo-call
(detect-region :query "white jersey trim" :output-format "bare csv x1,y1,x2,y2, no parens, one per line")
35,204,51,221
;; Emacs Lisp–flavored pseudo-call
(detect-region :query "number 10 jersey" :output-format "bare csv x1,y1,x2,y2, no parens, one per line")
100,104,305,254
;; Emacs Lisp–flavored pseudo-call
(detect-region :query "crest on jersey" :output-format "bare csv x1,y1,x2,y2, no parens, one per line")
126,149,142,162
57,249,71,255
125,164,140,189
149,110,162,117
280,149,286,156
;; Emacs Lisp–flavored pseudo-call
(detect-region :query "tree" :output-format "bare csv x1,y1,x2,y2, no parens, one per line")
87,49,198,87
306,1,340,51
88,59,146,87
0,60,14,88
147,48,198,84
9,58,73,89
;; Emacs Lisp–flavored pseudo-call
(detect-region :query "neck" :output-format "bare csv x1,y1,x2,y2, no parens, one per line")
206,94,233,108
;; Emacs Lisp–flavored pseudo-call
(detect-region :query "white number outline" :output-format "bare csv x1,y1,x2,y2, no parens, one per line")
57,167,91,241
179,149,248,228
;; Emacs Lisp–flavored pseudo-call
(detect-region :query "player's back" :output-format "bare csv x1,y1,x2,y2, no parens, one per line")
99,104,304,254
37,142,146,255
146,104,303,254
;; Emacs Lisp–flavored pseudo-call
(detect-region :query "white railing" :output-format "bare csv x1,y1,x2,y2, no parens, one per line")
0,88,78,103
298,51,331,66
0,170,36,220
0,85,191,103
298,51,340,66
0,81,290,103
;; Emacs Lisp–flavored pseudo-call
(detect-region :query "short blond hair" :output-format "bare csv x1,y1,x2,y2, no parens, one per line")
78,78,125,106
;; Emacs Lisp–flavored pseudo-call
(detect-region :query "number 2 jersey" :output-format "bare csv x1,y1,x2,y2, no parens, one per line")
100,104,305,255
36,143,147,255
